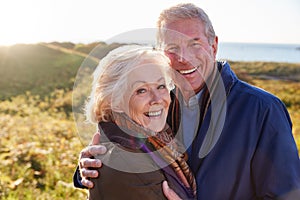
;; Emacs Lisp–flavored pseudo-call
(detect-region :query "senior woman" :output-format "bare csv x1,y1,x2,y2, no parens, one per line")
85,45,196,199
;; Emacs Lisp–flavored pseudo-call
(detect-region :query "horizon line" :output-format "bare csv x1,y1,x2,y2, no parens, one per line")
1,40,300,47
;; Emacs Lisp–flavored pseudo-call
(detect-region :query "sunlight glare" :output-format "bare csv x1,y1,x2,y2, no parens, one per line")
0,0,45,45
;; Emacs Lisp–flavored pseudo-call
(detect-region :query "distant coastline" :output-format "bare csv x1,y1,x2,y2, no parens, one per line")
1,41,300,64
217,42,300,63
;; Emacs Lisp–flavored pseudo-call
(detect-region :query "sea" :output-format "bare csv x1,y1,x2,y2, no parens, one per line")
217,42,300,63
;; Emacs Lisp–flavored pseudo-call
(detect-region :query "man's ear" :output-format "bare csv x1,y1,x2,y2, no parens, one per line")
212,36,218,59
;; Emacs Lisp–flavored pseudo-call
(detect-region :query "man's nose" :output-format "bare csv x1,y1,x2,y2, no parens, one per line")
178,48,189,63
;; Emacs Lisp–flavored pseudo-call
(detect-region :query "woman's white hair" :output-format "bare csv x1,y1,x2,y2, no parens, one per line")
85,45,173,124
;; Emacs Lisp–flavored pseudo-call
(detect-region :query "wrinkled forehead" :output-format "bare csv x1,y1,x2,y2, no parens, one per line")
126,63,167,86
161,29,191,44
157,19,208,47
158,28,205,49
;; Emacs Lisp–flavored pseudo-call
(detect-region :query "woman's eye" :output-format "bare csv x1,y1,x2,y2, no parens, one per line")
158,84,166,90
136,88,147,94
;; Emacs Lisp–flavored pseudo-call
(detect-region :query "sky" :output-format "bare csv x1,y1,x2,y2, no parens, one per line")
0,0,299,46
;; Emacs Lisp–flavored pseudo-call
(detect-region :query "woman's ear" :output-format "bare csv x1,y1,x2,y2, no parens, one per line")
112,108,124,113
112,86,131,114
112,100,127,113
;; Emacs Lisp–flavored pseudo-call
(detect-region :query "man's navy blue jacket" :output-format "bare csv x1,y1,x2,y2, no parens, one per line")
167,61,300,199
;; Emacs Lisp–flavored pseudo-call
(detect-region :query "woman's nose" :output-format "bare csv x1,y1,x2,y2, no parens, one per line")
149,90,162,104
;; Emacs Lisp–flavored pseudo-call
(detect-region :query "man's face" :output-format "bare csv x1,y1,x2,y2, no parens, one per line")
161,18,218,93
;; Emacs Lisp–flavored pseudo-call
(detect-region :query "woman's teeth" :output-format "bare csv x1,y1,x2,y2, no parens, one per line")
145,110,162,117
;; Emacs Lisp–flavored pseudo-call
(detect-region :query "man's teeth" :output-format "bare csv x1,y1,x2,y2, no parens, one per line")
146,110,162,117
179,67,197,74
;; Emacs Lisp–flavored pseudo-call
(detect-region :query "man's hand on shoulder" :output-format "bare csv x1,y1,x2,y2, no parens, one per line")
78,132,107,188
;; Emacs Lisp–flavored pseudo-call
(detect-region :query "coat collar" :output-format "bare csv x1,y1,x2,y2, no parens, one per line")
99,112,171,150
217,60,238,95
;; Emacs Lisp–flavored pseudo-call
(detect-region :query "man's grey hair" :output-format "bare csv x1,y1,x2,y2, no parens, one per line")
157,3,216,45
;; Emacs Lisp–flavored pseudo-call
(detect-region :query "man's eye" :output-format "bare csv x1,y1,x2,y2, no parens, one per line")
192,42,202,48
166,47,178,53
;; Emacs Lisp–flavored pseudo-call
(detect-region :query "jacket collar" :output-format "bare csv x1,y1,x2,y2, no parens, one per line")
217,60,238,95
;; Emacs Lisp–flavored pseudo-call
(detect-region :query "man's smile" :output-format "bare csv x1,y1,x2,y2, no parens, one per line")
178,66,199,75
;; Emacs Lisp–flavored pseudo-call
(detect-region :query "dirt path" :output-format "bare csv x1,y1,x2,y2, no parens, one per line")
40,43,100,63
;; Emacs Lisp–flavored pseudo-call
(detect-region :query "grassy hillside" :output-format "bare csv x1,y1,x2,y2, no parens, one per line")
0,42,299,199
0,90,87,199
0,44,84,100
0,42,124,100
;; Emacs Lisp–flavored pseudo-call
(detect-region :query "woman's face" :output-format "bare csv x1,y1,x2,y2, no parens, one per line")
122,64,171,132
